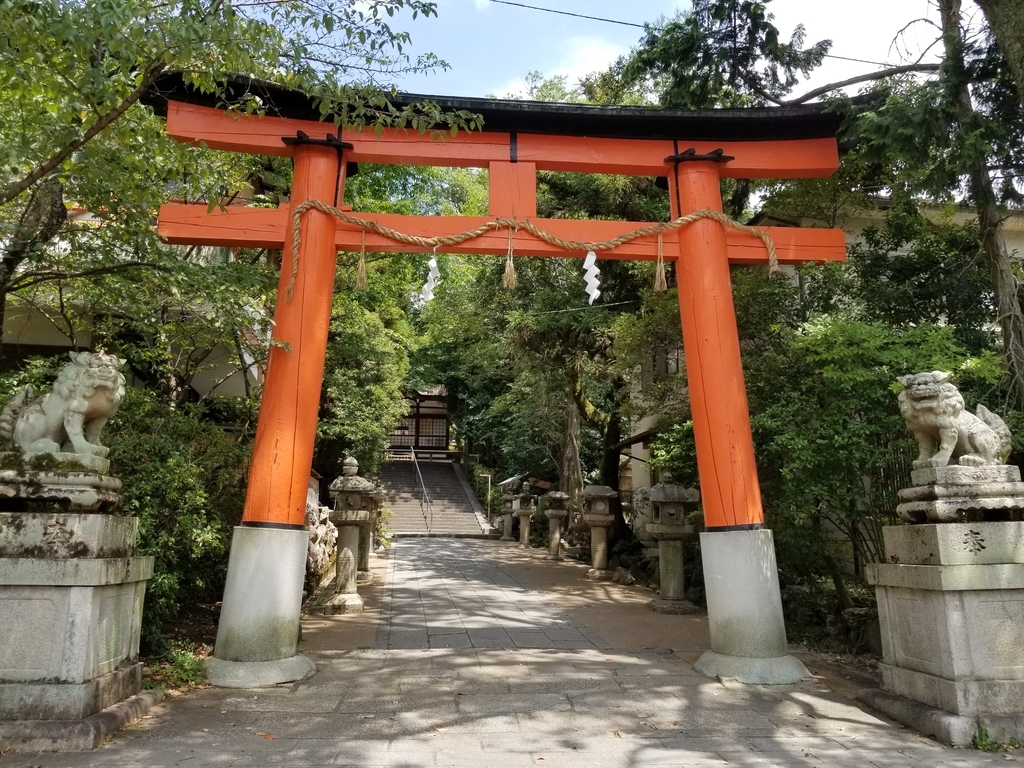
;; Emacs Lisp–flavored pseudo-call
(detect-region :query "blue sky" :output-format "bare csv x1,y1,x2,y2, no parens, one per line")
387,0,961,101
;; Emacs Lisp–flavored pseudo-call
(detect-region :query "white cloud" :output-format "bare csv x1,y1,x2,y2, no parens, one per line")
554,36,625,83
493,36,625,99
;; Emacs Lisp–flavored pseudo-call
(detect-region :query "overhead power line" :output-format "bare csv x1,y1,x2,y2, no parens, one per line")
486,0,898,68
487,0,644,29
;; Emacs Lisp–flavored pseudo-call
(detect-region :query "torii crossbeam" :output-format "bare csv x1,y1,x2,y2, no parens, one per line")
154,81,847,687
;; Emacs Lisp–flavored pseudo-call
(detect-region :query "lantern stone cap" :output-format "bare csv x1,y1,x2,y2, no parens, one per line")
650,484,700,504
328,458,375,494
546,490,569,501
583,485,617,499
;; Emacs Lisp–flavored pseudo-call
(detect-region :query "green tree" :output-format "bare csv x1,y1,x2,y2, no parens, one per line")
1,0,469,206
0,0,477,356
839,1,1024,402
625,0,830,110
975,0,1024,104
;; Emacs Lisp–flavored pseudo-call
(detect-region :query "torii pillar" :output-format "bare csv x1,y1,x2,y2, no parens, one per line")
668,155,808,684
206,139,343,687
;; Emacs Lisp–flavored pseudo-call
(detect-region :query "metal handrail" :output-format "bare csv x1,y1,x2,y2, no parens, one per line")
410,446,433,532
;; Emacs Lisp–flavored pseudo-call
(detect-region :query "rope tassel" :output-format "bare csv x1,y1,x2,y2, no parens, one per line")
503,228,518,289
654,233,668,292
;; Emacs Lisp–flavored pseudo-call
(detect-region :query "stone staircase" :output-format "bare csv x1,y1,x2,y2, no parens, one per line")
378,460,492,537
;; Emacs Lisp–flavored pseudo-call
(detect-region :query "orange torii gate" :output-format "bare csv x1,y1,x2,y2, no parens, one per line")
155,83,846,687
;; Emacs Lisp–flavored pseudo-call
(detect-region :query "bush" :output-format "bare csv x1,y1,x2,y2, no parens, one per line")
106,389,251,652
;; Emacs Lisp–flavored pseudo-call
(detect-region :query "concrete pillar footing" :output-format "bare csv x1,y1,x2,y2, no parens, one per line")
647,597,700,615
586,568,611,581
205,655,316,688
212,526,308,684
693,650,810,685
697,528,806,685
323,592,364,615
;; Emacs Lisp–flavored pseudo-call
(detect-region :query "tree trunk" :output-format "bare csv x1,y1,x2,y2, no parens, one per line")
975,0,1024,104
0,284,9,365
598,406,631,545
559,395,583,506
940,0,1024,407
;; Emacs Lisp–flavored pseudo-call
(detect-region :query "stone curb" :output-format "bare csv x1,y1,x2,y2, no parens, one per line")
0,689,163,753
857,687,977,746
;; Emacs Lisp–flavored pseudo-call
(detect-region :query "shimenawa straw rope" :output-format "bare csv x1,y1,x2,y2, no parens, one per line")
286,201,780,300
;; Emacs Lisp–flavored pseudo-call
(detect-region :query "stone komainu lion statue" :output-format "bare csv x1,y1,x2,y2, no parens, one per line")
0,351,126,457
897,371,1011,469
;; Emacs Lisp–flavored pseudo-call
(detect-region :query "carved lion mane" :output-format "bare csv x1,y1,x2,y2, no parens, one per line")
897,370,1011,469
0,351,126,458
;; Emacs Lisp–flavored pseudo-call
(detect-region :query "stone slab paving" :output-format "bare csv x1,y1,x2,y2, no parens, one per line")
8,538,1020,767
375,539,609,651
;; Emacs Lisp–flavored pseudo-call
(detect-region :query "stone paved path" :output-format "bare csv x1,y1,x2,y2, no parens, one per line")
374,539,608,651
10,539,1019,767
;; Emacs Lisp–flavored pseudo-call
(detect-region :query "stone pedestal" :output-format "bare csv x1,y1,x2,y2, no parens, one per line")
544,491,569,560
356,512,375,585
694,529,810,685
0,512,154,723
500,492,517,542
324,518,364,615
0,453,122,513
863,522,1024,744
515,488,535,549
582,484,618,581
358,488,384,585
515,510,533,547
631,487,660,561
897,465,1024,523
582,514,613,580
646,480,700,614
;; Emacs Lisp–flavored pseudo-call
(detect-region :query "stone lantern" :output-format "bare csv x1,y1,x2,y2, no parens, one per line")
581,485,618,581
515,482,536,548
325,457,373,614
646,476,700,614
500,490,518,542
544,490,569,560
357,486,385,585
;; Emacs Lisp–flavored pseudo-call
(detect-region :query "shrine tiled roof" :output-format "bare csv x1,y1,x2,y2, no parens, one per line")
147,73,848,143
